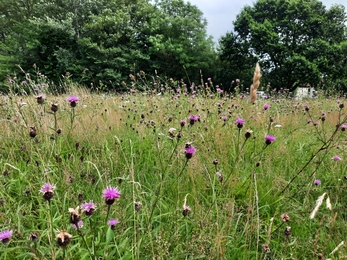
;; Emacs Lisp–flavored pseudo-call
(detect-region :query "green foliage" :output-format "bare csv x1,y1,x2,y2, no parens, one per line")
148,0,216,82
0,0,216,92
218,0,347,91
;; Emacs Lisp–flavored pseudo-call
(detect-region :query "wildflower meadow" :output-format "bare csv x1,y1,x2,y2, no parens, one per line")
1,72,347,259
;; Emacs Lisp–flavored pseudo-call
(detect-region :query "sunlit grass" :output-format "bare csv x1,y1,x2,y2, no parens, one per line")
1,83,347,259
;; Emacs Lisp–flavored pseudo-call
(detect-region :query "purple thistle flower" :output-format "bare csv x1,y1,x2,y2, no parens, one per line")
189,115,199,126
0,229,12,242
39,183,56,194
264,104,269,110
102,187,120,205
108,219,119,230
67,95,79,107
265,135,276,145
0,229,13,244
341,124,347,131
314,179,321,185
39,183,56,201
185,145,196,160
222,116,227,121
80,201,97,216
72,220,83,229
235,118,245,129
67,95,79,103
332,155,341,161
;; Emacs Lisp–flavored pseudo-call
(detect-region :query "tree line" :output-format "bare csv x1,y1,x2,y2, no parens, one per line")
1,0,347,93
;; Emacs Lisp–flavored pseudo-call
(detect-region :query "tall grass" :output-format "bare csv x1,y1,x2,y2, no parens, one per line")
1,78,347,259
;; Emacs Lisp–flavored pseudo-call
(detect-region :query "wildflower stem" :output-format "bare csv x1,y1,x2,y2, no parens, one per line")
47,201,56,260
70,107,75,132
76,225,93,259
105,205,111,225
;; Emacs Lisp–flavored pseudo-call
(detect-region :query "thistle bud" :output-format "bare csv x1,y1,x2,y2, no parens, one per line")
51,103,58,113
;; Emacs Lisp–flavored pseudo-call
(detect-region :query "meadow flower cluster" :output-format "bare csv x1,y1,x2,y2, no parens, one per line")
1,77,347,259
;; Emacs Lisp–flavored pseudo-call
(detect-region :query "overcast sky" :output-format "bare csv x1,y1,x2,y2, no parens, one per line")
185,0,347,43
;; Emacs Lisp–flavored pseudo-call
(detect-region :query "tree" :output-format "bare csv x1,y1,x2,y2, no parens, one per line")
148,0,216,83
218,0,347,91
0,0,216,91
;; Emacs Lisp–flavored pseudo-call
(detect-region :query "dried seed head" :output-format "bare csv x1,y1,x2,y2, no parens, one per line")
134,201,142,211
281,213,290,222
182,205,191,217
215,172,223,183
68,207,81,225
29,126,37,138
77,193,84,202
36,95,45,104
51,103,58,113
284,226,291,236
56,230,72,247
177,132,183,139
28,232,39,242
262,244,270,254
245,129,253,139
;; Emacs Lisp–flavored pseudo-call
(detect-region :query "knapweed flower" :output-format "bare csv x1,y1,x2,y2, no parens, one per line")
35,94,45,105
221,116,227,122
182,205,191,217
68,206,81,225
0,229,13,244
28,232,39,242
67,95,79,107
168,128,176,139
80,201,97,216
56,230,72,247
185,145,196,160
341,124,347,131
189,115,199,126
29,126,37,138
245,129,253,139
102,187,121,205
108,219,119,230
235,118,245,129
39,183,56,201
264,104,269,110
51,103,58,113
180,120,186,127
332,155,341,161
281,213,290,222
265,135,276,145
72,220,83,230
314,179,321,185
